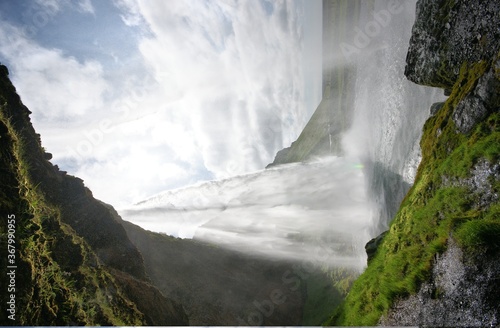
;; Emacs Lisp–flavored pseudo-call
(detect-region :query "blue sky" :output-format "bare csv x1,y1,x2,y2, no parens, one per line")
0,0,322,208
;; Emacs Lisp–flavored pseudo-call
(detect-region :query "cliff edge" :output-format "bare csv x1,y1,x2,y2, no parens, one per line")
0,65,187,325
328,0,500,325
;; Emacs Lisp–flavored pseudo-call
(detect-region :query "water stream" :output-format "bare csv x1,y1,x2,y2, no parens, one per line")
120,0,443,271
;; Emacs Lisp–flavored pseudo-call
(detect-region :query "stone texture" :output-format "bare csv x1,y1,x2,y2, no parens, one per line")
445,159,500,209
381,239,500,327
430,101,445,116
452,62,500,134
452,94,488,134
405,0,500,88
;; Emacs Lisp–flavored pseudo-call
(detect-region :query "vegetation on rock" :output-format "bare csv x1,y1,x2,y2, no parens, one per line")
328,57,499,325
327,0,500,320
0,65,187,325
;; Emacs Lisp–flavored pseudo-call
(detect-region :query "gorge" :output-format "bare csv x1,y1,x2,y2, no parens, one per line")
1,0,499,326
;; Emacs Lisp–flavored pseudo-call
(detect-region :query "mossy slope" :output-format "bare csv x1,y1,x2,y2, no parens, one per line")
0,65,187,325
328,56,500,326
120,218,310,326
327,0,500,323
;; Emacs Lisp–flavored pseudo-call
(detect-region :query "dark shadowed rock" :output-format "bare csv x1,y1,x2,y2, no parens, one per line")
405,0,500,88
0,64,188,325
365,231,388,263
430,102,445,116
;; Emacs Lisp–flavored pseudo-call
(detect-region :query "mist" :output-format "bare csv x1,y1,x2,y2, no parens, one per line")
122,156,371,269
121,0,444,271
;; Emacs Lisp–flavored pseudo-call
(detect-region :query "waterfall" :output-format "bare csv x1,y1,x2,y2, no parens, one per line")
124,156,371,269
120,0,444,271
340,0,443,235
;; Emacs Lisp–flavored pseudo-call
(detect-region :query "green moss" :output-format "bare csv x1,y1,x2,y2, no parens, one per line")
301,266,359,325
301,271,343,325
455,218,500,252
327,60,500,326
0,91,145,325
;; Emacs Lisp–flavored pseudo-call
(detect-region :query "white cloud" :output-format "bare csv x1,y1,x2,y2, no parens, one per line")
33,0,95,15
77,0,96,15
127,0,309,178
113,0,146,27
33,0,62,15
0,0,321,208
0,24,109,122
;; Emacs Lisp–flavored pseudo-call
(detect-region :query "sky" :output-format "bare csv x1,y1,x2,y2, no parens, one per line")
0,0,323,208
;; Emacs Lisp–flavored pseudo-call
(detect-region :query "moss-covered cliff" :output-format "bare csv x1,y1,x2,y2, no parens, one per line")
328,0,500,325
0,65,187,325
267,0,360,167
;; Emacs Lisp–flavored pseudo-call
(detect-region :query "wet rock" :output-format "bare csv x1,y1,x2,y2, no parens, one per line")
365,231,388,263
455,160,500,209
380,238,500,327
405,0,500,89
430,102,445,116
452,95,488,134
452,61,500,134
476,64,500,110
442,159,499,210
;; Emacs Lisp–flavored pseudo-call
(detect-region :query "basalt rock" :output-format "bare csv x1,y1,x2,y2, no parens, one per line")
405,0,500,89
328,0,500,325
380,238,500,327
365,230,388,263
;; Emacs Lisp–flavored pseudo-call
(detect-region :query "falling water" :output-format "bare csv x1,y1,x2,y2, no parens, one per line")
121,0,443,271
340,0,444,235
123,156,371,269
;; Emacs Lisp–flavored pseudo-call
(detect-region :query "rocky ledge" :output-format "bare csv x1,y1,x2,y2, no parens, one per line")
380,238,499,327
405,0,500,89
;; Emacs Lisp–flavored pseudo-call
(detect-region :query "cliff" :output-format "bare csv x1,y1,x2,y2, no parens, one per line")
329,0,500,325
0,65,187,325
267,0,360,167
119,218,314,326
0,61,337,326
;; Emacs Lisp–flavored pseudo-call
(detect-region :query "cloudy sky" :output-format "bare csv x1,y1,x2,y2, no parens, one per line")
0,0,322,207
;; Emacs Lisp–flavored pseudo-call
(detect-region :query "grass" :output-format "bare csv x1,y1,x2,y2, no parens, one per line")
0,74,145,326
12,135,143,325
301,269,353,325
454,217,500,252
327,59,500,325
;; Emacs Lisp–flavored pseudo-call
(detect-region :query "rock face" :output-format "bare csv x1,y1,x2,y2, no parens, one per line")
120,219,309,326
405,0,500,88
365,230,388,263
328,0,499,326
380,238,500,327
380,239,500,327
380,0,500,325
267,0,360,167
0,66,187,325
452,58,500,134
